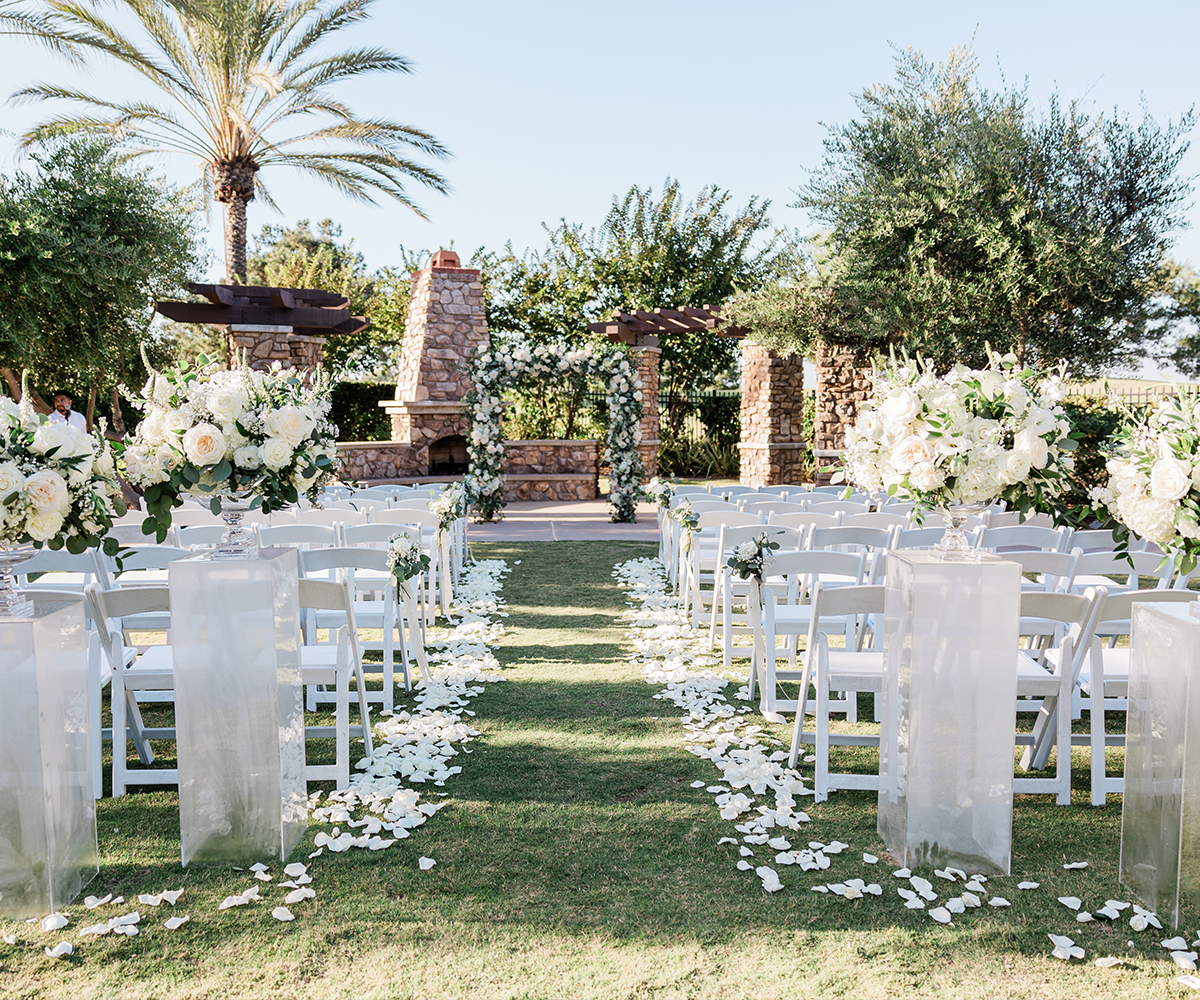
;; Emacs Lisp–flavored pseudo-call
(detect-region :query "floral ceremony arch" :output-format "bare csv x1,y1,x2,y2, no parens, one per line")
465,342,644,523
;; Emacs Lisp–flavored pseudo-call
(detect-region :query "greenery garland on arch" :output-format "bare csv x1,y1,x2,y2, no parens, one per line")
465,343,644,522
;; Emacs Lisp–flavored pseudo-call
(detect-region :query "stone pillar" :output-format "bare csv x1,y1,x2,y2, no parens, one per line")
381,250,489,477
227,324,322,372
633,340,660,480
813,340,871,486
737,341,807,487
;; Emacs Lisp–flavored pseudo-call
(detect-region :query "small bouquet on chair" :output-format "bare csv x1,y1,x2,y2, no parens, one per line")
671,497,699,538
386,532,429,586
643,477,675,508
428,482,467,533
726,532,781,586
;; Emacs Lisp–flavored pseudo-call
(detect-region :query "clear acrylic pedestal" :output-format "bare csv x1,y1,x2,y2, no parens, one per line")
1120,601,1200,926
0,601,96,916
170,547,307,865
878,550,1021,874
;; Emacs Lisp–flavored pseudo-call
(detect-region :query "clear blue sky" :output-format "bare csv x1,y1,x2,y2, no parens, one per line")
2,0,1198,372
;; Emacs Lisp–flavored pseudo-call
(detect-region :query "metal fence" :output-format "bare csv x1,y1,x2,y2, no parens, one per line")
578,388,742,441
1067,381,1195,406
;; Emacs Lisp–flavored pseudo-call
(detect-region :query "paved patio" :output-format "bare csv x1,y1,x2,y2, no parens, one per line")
465,499,658,542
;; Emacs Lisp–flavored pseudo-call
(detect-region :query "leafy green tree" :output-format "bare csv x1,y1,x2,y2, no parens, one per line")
0,136,205,429
13,0,449,281
795,44,1193,376
490,179,783,426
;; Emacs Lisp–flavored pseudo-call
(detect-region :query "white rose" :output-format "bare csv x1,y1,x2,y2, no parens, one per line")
1014,428,1050,470
1004,450,1033,483
164,410,192,435
30,421,74,457
975,371,1004,400
879,389,920,429
182,423,227,467
1180,513,1200,540
207,385,249,424
24,469,69,514
0,462,25,498
138,410,166,445
233,445,263,470
260,437,294,470
968,418,1001,444
1150,457,1192,501
263,405,315,447
25,509,65,542
735,540,758,561
909,462,944,492
1029,407,1059,434
889,435,935,473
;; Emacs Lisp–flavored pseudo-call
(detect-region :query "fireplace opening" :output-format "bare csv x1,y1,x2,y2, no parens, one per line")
428,434,469,476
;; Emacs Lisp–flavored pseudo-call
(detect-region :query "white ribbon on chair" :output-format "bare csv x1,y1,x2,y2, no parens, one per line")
398,577,430,680
435,528,453,617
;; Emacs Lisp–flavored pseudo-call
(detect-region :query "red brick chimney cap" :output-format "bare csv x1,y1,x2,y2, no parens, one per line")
431,249,461,268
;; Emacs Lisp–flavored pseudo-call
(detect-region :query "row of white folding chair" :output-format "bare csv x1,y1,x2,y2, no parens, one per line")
86,578,376,796
786,583,1106,804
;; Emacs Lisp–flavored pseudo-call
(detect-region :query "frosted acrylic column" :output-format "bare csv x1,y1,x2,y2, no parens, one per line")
0,601,96,917
170,548,307,865
1120,602,1200,927
878,551,1021,874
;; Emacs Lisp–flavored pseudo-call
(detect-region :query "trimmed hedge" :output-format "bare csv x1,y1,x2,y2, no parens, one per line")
331,381,393,441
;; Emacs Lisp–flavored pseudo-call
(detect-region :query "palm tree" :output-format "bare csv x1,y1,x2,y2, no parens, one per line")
11,0,450,281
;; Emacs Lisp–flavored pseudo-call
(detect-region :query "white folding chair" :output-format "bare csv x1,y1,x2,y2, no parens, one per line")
1079,589,1196,805
299,547,426,712
708,524,804,667
297,507,367,529
1073,548,1172,598
1071,529,1145,553
371,509,453,617
174,524,229,547
681,510,762,625
258,523,340,550
85,584,175,797
808,525,899,584
768,511,842,531
16,548,103,592
975,523,1072,553
893,526,946,550
807,500,872,517
755,550,867,720
740,500,806,517
1005,548,1080,594
1014,588,1104,804
298,578,374,788
841,512,911,530
786,582,886,800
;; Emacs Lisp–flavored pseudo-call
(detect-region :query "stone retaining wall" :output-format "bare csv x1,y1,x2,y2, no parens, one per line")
337,438,599,501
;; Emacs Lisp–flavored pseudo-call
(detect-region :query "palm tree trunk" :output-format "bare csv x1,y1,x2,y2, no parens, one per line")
223,195,250,284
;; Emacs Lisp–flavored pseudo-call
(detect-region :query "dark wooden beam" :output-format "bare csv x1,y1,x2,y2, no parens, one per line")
269,288,295,309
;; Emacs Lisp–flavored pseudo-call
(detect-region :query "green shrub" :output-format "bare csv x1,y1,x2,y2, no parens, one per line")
1034,396,1125,526
331,381,393,441
658,433,739,479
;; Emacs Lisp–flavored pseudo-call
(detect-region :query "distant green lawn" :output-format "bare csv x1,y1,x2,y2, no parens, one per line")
1,540,1190,999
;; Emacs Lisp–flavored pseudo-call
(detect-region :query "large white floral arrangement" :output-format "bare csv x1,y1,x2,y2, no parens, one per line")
1090,388,1200,573
841,351,1075,515
120,354,339,540
464,341,644,522
0,394,125,553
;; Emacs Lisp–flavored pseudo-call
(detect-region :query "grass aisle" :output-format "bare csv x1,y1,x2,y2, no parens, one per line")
2,541,1189,999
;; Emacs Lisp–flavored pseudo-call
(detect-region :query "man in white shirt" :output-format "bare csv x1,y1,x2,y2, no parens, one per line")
49,389,87,432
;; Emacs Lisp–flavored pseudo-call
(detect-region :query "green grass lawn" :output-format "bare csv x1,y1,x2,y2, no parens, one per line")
1,540,1193,999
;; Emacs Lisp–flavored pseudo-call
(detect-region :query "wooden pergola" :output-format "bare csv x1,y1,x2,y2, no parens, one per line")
586,305,748,343
155,282,369,337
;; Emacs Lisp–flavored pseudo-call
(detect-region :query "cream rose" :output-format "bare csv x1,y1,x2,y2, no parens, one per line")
1014,428,1050,470
25,509,65,542
24,469,69,513
164,410,193,436
182,423,227,467
1150,457,1193,501
0,462,25,498
263,405,314,448
1005,450,1033,484
879,389,920,429
889,435,935,473
207,385,249,424
260,437,294,470
909,462,945,492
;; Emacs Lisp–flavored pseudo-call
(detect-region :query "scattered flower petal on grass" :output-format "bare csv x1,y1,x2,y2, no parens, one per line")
862,853,878,864
1058,896,1082,911
163,916,190,930
989,898,1011,907
1017,881,1040,890
418,857,436,871
249,863,269,873
1174,952,1200,971
929,907,952,924
1063,862,1088,870
1180,975,1200,990
271,907,294,922
159,890,184,906
40,914,67,932
83,894,112,910
1094,956,1125,968
2,934,15,945
1048,934,1085,960
1076,912,1095,923
44,941,72,959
